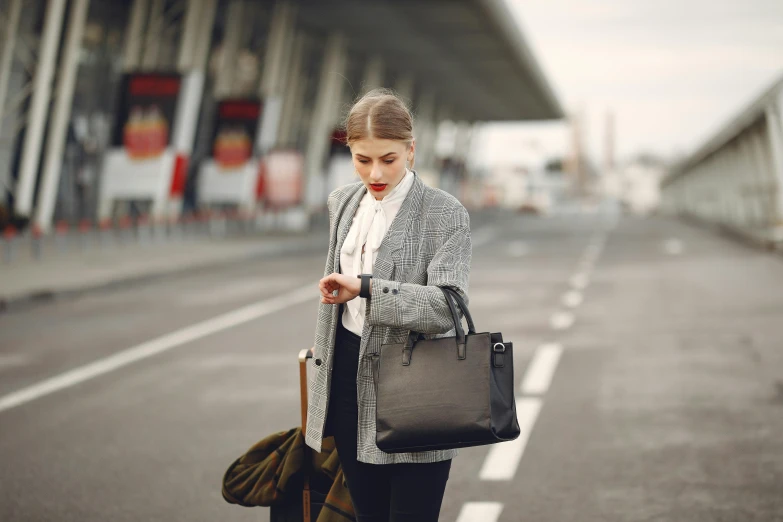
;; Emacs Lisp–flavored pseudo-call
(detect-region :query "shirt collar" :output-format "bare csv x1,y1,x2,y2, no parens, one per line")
364,168,414,207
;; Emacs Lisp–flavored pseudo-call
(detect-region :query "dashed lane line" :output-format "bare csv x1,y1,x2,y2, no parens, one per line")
469,230,609,517
521,343,564,396
569,273,590,290
455,502,504,522
550,310,575,330
562,290,583,308
478,398,542,481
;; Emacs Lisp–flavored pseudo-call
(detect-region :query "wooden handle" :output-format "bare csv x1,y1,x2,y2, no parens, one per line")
298,347,315,522
298,348,314,431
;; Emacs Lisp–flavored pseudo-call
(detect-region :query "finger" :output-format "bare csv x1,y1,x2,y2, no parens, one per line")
320,278,335,295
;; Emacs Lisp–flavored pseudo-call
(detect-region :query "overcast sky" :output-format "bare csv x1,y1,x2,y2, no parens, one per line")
475,0,783,167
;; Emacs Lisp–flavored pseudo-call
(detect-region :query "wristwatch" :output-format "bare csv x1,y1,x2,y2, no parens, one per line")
357,274,373,299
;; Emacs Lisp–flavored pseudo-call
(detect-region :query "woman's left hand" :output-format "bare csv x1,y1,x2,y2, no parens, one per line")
319,272,362,304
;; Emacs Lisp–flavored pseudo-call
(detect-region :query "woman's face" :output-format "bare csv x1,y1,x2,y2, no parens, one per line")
350,137,414,201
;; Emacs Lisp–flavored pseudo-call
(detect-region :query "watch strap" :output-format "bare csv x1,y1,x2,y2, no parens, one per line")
358,274,372,299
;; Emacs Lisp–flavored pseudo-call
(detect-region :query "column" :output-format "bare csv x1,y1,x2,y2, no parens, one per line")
361,55,383,93
277,31,306,148
158,0,217,218
393,73,414,104
13,0,67,218
192,0,217,70
34,0,91,232
176,0,202,71
414,89,437,170
304,32,347,213
140,0,164,69
0,0,23,131
123,0,148,70
257,0,296,153
765,102,783,238
214,0,245,98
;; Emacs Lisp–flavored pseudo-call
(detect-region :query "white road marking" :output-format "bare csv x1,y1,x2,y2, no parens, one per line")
455,502,504,522
578,235,604,274
521,343,563,395
479,398,542,481
562,290,583,308
569,273,589,290
550,310,575,330
0,284,316,413
507,240,529,257
665,238,684,255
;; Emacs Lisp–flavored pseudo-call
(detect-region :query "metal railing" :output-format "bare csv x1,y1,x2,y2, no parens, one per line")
660,75,783,248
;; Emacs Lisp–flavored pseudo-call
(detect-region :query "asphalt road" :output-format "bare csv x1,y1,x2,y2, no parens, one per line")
1,211,782,521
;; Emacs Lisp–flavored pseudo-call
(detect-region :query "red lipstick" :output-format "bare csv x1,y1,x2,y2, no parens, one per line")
369,184,387,192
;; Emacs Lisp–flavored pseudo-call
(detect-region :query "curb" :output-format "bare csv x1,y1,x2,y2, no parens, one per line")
1,209,505,315
0,234,326,315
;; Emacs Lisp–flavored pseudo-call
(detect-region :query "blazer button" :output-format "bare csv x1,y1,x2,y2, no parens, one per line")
383,287,389,293
315,359,322,366
392,289,398,295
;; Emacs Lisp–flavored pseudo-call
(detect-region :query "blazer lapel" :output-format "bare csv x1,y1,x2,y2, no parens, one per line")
331,171,424,280
373,171,424,281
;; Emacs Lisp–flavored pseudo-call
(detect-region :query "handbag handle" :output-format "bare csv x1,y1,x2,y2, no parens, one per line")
403,286,474,363
440,286,467,360
440,286,476,335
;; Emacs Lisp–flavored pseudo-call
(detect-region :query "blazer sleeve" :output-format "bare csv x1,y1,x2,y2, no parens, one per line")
367,205,471,334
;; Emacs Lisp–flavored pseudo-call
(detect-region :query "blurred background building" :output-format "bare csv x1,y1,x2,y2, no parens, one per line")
0,0,564,235
1,0,781,251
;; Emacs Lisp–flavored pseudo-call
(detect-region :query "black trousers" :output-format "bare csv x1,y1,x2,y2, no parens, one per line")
325,311,452,522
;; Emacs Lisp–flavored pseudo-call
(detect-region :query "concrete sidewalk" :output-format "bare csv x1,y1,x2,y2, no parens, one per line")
0,230,327,312
0,207,508,313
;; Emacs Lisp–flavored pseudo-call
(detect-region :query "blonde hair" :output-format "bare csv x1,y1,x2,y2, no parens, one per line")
343,88,415,168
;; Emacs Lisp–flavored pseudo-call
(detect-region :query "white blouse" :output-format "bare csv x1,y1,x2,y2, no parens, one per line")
339,168,415,336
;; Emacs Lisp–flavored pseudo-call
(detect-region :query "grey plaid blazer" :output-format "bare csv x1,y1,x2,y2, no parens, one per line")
305,170,472,464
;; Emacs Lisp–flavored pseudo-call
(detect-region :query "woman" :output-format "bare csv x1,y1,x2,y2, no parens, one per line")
307,88,472,521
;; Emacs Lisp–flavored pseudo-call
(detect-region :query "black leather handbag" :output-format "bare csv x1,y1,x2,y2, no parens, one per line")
373,286,521,453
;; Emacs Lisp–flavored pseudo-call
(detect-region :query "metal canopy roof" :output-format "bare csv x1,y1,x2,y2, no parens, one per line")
295,0,563,122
